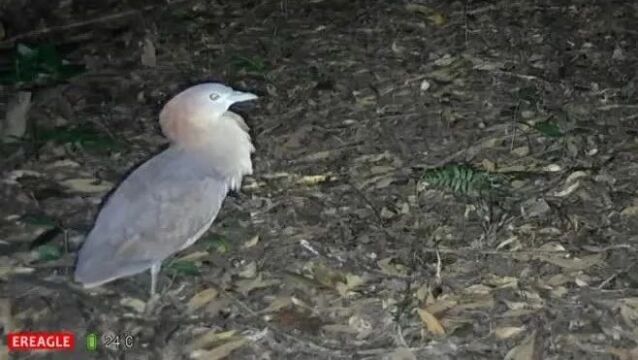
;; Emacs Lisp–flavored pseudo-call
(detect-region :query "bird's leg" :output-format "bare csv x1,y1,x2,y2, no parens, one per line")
150,263,161,296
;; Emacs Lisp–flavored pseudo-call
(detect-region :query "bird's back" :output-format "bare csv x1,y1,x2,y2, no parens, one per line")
74,147,229,287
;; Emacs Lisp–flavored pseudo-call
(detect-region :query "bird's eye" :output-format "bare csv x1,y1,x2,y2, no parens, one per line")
209,93,220,101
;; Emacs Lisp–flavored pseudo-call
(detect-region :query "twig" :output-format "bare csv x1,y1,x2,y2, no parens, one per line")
597,262,636,289
478,69,551,85
346,180,385,226
0,0,195,46
2,8,147,45
597,104,638,111
434,248,442,284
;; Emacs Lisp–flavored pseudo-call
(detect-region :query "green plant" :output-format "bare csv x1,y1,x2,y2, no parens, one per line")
421,164,504,196
231,55,267,74
36,124,120,152
0,43,85,86
166,260,200,276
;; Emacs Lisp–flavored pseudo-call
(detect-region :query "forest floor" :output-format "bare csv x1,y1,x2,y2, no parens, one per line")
1,0,638,359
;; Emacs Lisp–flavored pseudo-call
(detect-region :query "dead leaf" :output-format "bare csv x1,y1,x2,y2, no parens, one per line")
484,274,518,289
178,251,210,262
238,261,257,278
260,296,292,313
608,346,638,360
494,326,526,339
120,297,146,313
543,164,562,172
242,235,259,248
380,207,396,219
301,150,334,162
321,324,359,334
553,181,580,197
2,91,32,143
61,178,113,193
187,288,219,313
190,337,246,359
504,331,538,360
295,174,333,186
535,253,603,271
416,308,446,335
405,4,447,26
234,274,279,295
141,37,157,67
0,298,12,332
389,347,417,360
621,206,638,217
378,257,408,277
336,273,365,297
482,159,497,172
423,297,456,315
511,146,530,157
311,262,343,288
188,329,237,352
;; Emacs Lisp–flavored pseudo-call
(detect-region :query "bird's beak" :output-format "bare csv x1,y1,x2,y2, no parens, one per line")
228,90,258,104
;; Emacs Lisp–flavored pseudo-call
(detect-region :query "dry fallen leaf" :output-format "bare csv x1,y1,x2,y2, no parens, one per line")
0,298,12,332
242,235,259,248
234,274,279,295
190,335,247,359
238,261,257,279
504,331,538,360
608,346,638,360
405,4,447,26
494,326,526,339
2,91,32,143
535,253,604,271
295,174,333,186
553,181,580,197
61,178,113,193
389,347,417,360
188,330,237,352
378,257,408,277
260,296,292,314
178,251,210,262
621,206,638,217
120,297,146,313
417,308,446,335
335,273,366,297
141,37,157,67
187,288,219,313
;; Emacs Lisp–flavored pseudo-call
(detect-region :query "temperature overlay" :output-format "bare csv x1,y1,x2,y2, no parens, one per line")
85,332,135,352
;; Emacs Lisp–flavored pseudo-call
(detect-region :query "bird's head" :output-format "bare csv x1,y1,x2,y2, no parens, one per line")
159,83,258,147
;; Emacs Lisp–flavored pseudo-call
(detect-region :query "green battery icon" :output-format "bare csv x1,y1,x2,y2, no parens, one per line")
86,332,99,352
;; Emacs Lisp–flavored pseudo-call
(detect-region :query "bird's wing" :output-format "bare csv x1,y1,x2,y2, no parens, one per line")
74,148,229,286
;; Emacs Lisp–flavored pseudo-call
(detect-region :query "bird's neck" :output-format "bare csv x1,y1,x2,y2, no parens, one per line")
177,111,254,191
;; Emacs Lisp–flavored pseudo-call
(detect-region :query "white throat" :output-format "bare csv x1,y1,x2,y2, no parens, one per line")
202,110,254,190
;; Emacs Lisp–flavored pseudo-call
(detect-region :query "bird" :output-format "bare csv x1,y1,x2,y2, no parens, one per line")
74,83,258,295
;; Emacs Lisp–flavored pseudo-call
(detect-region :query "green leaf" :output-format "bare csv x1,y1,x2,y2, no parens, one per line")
231,55,267,74
20,213,57,227
204,235,230,254
422,164,503,196
517,86,541,105
37,244,62,261
0,43,85,85
531,120,563,138
37,124,119,151
167,260,200,276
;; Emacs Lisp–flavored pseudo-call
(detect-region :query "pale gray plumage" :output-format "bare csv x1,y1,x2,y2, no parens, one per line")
74,83,257,295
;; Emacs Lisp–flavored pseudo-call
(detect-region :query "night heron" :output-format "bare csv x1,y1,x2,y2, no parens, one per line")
74,83,257,295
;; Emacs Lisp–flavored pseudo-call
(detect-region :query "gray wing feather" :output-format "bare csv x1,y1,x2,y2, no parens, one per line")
75,148,229,286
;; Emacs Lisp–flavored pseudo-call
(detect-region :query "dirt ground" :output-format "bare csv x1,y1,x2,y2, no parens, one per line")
1,0,638,359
